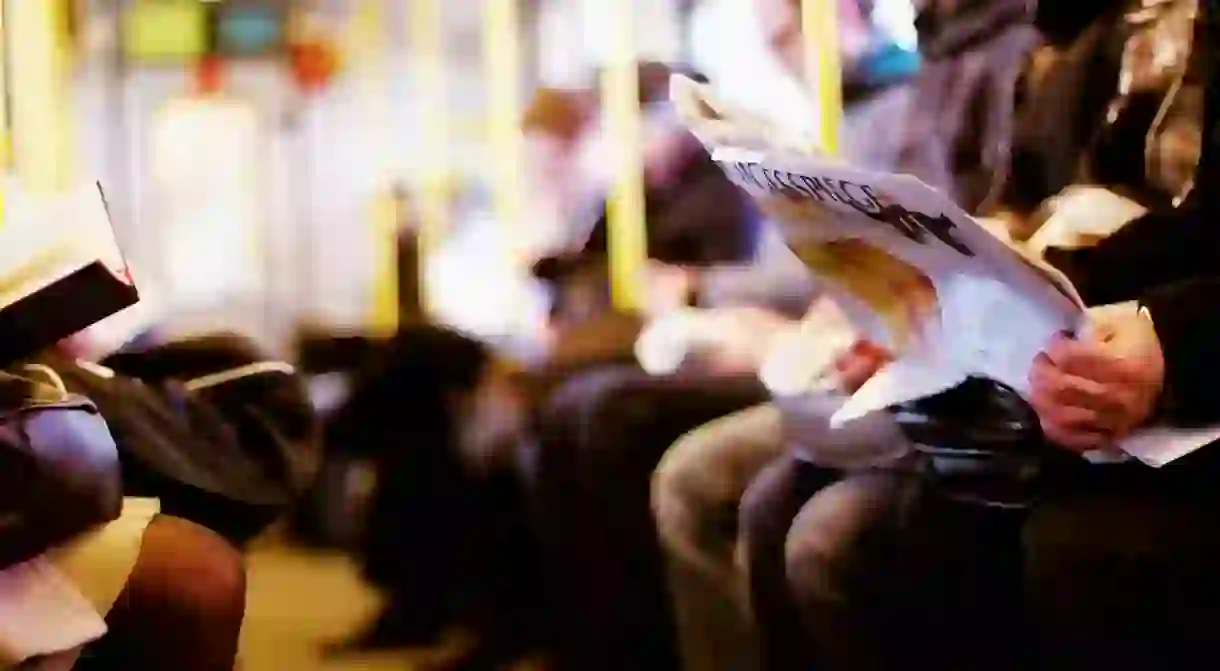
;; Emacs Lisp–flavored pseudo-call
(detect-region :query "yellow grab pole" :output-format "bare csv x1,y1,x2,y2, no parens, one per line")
8,0,74,194
0,0,7,225
0,1,9,174
802,0,843,155
352,0,398,336
411,0,447,316
483,0,526,264
601,1,647,312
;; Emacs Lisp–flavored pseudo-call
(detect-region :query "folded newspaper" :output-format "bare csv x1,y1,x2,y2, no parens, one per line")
671,74,1220,466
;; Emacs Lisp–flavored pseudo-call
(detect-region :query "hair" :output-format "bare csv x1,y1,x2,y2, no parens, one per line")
521,88,593,144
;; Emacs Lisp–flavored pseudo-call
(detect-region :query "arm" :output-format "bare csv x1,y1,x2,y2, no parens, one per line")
1139,278,1220,425
693,232,820,317
1043,189,1214,305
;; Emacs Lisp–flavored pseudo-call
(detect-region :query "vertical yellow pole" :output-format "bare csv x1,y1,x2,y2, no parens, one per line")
411,0,446,315
0,0,8,225
602,1,647,312
483,0,525,262
8,0,74,194
802,0,842,155
353,0,399,336
0,1,9,174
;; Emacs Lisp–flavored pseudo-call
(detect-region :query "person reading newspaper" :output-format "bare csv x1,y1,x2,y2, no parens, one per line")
672,22,1220,663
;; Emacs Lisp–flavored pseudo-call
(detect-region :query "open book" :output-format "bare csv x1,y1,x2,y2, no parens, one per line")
0,182,139,365
671,74,1220,467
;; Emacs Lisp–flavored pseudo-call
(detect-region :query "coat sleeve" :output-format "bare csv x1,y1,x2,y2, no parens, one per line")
1042,189,1214,306
1044,189,1220,425
1139,278,1220,425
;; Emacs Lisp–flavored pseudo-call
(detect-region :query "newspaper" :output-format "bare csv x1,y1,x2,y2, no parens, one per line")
671,74,1220,466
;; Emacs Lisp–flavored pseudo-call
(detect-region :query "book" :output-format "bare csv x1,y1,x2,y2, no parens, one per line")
0,182,139,366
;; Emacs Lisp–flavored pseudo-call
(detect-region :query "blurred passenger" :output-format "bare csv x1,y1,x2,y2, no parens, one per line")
44,298,318,547
0,364,245,670
893,0,1039,213
9,511,246,671
533,62,765,329
323,325,553,671
991,0,1201,243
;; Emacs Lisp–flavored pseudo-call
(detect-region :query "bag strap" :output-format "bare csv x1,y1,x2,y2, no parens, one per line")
182,361,297,392
19,363,69,400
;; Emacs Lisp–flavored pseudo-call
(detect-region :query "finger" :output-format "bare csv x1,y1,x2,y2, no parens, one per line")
837,356,878,393
1029,397,1104,432
1046,337,1134,383
1034,365,1124,416
847,339,891,361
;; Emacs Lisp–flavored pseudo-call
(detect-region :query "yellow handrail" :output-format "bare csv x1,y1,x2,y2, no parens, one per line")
352,0,399,336
411,0,448,307
9,0,74,194
483,0,526,265
602,3,647,312
802,0,843,155
0,0,9,175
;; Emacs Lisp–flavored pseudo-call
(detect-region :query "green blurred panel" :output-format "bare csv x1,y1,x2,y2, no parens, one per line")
123,0,208,63
215,2,287,58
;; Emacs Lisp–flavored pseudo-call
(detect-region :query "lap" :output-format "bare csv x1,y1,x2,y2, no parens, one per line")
654,403,784,508
536,366,767,477
1,498,160,669
785,471,911,592
1022,477,1220,662
785,466,1220,668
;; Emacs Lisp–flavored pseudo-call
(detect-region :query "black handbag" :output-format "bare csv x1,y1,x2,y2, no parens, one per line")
892,376,1050,508
0,364,123,569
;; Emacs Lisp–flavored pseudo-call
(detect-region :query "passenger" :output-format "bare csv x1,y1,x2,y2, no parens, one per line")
520,44,924,667
7,510,246,671
784,169,1217,671
651,0,1037,669
653,0,1206,668
770,3,1218,670
323,325,550,671
42,328,318,547
0,365,245,670
533,62,765,329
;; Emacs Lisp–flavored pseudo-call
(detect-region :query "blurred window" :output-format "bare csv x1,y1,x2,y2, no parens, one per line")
150,94,264,308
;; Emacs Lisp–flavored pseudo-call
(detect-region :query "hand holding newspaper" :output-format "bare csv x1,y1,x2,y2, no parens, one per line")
670,74,1220,466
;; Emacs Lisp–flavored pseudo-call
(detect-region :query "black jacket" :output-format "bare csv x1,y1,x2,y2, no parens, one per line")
1043,0,1220,428
1000,0,1202,219
35,334,318,544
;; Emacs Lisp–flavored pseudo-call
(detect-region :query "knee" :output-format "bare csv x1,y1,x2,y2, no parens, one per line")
119,515,247,631
652,433,710,552
783,513,853,607
784,478,898,608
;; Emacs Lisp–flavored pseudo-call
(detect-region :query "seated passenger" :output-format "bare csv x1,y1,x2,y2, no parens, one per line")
7,509,246,671
775,6,1218,670
44,303,318,547
652,0,1042,668
0,366,245,671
